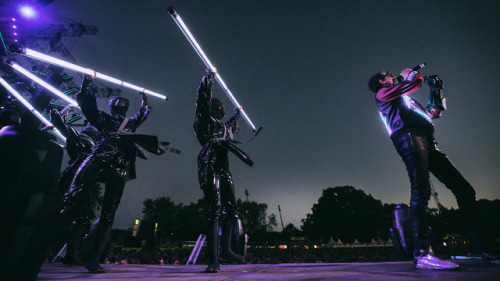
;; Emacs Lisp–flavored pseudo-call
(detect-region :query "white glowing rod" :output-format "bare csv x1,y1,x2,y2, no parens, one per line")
8,61,79,107
168,7,257,131
12,46,167,100
0,76,66,142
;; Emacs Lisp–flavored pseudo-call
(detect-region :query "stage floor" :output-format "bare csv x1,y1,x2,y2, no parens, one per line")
36,260,500,280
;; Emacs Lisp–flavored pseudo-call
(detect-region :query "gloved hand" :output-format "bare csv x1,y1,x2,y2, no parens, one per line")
140,92,152,116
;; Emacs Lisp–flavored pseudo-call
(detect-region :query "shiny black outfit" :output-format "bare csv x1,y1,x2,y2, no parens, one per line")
51,110,98,225
69,78,157,272
194,73,252,272
390,129,479,251
375,73,484,255
51,109,98,265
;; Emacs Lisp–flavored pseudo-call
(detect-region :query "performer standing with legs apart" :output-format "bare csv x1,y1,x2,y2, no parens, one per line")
194,70,253,273
63,75,167,273
368,66,497,270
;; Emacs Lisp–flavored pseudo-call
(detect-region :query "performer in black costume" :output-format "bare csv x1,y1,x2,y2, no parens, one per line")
195,70,253,273
49,95,99,265
369,67,497,269
65,75,167,273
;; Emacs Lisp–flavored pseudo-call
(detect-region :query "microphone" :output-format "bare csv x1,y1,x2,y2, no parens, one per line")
397,63,426,82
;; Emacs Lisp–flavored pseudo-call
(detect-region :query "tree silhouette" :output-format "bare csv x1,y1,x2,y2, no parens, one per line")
140,197,182,244
301,186,386,243
236,198,277,236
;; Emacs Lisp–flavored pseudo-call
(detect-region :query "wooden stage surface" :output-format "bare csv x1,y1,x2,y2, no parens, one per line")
37,260,500,280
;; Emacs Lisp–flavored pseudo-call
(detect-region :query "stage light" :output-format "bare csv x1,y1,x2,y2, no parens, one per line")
9,44,168,100
168,7,257,131
0,76,66,142
19,5,37,19
6,60,79,107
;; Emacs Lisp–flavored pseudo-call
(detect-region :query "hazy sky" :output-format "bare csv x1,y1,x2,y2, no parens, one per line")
19,0,500,230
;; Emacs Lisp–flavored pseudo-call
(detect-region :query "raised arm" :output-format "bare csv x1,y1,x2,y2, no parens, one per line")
376,72,423,102
76,75,100,126
128,92,152,130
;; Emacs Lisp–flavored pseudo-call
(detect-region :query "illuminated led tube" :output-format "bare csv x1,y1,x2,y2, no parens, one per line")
168,7,257,131
0,76,66,142
11,45,167,100
8,61,79,107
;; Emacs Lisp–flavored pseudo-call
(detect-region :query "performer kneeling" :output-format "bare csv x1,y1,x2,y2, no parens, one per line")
194,70,253,273
369,67,496,269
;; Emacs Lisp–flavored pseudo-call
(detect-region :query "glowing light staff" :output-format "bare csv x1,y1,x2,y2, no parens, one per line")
0,76,66,142
11,45,168,100
7,60,79,107
168,7,257,131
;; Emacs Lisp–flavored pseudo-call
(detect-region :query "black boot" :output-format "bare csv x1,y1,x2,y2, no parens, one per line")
219,219,245,263
84,223,111,273
62,224,86,265
204,221,220,273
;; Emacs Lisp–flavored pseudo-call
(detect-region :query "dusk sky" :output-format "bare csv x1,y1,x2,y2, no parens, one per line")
11,0,500,230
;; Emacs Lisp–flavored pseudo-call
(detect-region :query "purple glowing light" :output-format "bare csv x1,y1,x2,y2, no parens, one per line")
19,5,37,19
168,8,257,131
0,76,66,142
8,61,79,107
17,47,168,100
13,25,18,29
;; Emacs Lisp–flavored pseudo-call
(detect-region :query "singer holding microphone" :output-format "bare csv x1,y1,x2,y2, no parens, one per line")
368,65,496,270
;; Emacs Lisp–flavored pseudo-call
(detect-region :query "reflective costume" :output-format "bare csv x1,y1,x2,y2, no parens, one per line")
67,76,165,273
51,110,98,221
50,108,98,265
194,72,252,273
374,72,485,263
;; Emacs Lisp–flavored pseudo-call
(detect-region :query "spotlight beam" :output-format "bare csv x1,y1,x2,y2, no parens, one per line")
168,7,257,131
0,76,66,142
6,60,79,107
9,44,168,101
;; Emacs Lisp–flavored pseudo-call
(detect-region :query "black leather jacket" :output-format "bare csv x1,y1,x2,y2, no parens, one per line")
375,72,435,136
76,90,151,180
194,76,253,175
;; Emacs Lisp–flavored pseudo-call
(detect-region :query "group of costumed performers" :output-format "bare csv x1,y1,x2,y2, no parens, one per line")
3,60,499,274
54,71,254,273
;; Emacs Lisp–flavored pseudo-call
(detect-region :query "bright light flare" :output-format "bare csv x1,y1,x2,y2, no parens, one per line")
168,7,257,131
8,61,79,107
0,76,66,142
15,46,167,100
18,5,37,19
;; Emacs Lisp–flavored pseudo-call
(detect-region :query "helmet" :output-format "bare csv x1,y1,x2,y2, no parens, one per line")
108,97,129,116
210,98,225,120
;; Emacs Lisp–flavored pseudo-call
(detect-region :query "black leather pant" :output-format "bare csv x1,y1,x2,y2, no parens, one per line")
200,168,237,225
392,130,480,251
69,153,126,226
199,167,238,267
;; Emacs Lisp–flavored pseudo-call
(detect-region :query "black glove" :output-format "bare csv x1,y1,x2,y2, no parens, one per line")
80,75,94,95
